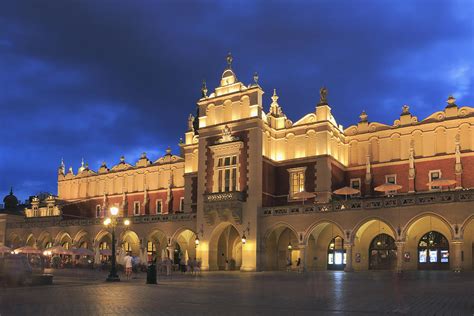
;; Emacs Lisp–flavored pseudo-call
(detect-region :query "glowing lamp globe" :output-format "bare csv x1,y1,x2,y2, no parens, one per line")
110,207,119,216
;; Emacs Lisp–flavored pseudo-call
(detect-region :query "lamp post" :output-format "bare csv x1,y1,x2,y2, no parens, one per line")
104,206,130,282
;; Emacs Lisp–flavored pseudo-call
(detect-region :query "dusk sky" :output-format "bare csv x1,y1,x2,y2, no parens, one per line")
0,0,473,201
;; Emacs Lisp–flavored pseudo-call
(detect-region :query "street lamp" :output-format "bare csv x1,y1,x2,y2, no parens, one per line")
104,206,130,282
195,236,200,247
288,243,292,250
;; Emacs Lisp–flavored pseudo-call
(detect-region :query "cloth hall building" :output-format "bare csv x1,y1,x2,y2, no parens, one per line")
2,56,474,273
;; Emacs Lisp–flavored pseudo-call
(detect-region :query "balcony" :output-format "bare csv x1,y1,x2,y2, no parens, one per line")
204,191,247,203
203,191,247,224
261,189,474,217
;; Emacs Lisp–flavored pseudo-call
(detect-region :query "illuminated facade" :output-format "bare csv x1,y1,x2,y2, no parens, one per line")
3,55,474,272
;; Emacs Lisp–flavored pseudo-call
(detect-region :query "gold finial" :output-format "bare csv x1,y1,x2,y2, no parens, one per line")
226,52,233,69
272,89,279,103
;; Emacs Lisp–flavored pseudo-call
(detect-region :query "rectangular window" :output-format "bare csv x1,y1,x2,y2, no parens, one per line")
156,200,162,214
350,178,361,196
288,167,306,199
429,170,441,190
385,174,397,195
96,205,101,218
133,201,140,216
216,155,238,193
179,197,184,212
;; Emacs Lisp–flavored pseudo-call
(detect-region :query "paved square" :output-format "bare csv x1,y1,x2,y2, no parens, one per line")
0,270,473,315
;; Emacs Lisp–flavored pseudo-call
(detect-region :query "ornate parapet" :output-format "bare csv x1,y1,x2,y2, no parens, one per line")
6,213,196,229
203,191,247,224
261,189,474,216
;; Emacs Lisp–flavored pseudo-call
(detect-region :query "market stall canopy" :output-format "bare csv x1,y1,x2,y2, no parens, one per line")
13,246,42,254
99,249,112,256
72,248,94,256
374,183,403,192
426,179,456,187
48,246,73,255
0,245,12,254
333,186,360,196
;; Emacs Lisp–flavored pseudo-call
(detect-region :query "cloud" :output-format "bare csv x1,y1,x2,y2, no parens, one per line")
0,0,472,200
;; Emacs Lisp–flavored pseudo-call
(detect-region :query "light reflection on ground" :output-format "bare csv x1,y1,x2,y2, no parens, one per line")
0,269,472,315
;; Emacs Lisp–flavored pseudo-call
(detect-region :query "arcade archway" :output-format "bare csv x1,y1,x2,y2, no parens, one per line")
462,216,474,270
417,231,449,270
305,222,345,271
368,233,397,270
121,230,140,256
209,223,242,271
265,225,299,271
404,214,453,270
353,218,397,270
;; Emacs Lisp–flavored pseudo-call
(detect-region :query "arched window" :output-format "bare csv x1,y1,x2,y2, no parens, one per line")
369,233,397,270
418,231,449,270
327,236,346,270
147,241,156,255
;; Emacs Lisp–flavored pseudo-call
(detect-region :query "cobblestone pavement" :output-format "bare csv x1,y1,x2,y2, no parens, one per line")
0,269,473,315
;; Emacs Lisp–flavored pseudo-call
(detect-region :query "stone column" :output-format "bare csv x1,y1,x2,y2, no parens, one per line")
451,240,463,273
344,243,354,272
298,244,307,272
395,241,405,273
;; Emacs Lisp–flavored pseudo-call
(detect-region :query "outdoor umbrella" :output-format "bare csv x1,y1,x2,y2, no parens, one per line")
49,246,73,255
293,191,316,204
100,249,112,256
71,248,94,256
333,186,360,199
427,179,456,188
374,183,403,193
0,245,12,254
13,246,42,255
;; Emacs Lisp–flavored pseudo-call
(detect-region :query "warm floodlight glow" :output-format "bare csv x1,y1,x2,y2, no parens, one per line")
110,207,119,216
124,219,130,226
103,218,111,226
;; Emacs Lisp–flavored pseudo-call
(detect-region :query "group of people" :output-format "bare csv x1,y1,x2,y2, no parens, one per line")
286,257,303,272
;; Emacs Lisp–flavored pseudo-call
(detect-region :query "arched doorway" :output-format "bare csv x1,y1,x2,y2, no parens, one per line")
121,231,140,256
327,236,346,270
173,229,197,266
353,218,397,271
265,226,299,271
368,233,397,270
209,223,242,271
418,231,449,270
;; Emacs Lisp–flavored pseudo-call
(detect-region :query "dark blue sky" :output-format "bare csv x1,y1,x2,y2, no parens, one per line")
0,0,473,201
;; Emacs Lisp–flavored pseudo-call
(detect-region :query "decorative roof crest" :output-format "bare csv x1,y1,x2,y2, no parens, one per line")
216,125,239,144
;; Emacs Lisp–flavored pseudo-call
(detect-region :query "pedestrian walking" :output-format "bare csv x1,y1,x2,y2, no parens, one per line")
124,252,133,280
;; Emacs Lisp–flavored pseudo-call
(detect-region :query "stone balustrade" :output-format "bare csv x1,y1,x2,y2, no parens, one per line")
6,213,196,229
261,189,474,216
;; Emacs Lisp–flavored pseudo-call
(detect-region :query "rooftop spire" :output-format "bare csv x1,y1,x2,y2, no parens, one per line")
201,79,208,98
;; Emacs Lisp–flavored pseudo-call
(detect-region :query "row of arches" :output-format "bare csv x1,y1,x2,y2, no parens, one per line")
7,227,198,266
263,214,474,271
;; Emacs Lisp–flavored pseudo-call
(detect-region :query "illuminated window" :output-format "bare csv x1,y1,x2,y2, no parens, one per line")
288,167,306,199
123,241,132,252
95,205,101,218
156,199,163,214
217,155,237,192
133,201,140,216
33,206,39,217
47,205,54,216
429,170,441,191
147,241,156,255
385,174,397,195
350,178,361,197
179,197,184,212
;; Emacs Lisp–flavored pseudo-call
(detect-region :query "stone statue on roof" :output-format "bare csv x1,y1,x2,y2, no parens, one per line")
319,87,328,104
